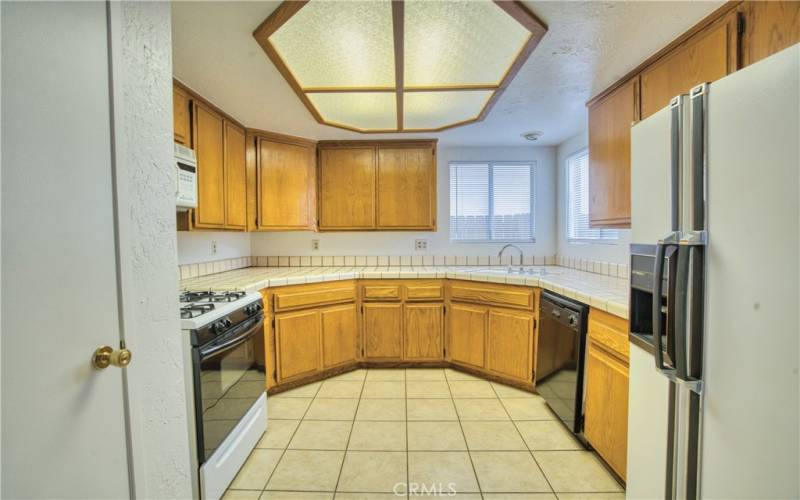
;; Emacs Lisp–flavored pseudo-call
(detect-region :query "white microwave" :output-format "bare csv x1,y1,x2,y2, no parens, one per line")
175,143,197,210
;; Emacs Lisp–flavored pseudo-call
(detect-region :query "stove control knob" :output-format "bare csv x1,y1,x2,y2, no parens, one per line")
224,318,233,327
212,320,227,333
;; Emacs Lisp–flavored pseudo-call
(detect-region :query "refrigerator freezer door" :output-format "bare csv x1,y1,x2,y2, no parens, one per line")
631,106,671,245
700,45,799,498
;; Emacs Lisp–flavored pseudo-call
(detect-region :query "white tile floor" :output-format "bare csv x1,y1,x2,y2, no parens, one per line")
224,368,624,499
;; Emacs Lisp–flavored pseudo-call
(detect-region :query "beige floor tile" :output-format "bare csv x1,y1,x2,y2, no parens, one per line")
454,399,510,420
406,381,451,398
222,489,262,500
405,368,446,381
229,449,282,490
470,451,552,493
355,398,406,421
444,368,482,381
491,382,539,398
335,494,400,500
407,399,458,421
449,380,497,398
260,492,333,500
257,420,300,449
408,451,479,493
407,421,467,451
515,421,582,451
482,494,557,499
555,494,625,500
305,398,359,420
288,420,352,450
337,451,407,493
361,381,406,398
348,421,406,451
501,398,558,420
273,382,321,398
533,451,623,493
330,369,367,381
268,398,313,420
366,368,406,381
461,421,527,450
316,380,364,398
266,450,344,492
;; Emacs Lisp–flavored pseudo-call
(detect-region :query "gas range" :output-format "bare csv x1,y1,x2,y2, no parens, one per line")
179,289,263,332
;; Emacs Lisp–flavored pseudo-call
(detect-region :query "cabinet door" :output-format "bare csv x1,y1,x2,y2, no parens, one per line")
741,1,800,67
404,303,443,360
640,12,737,119
193,101,226,228
487,309,533,382
448,304,487,369
377,147,435,229
363,303,402,359
172,85,190,146
318,148,376,230
588,77,637,228
584,340,629,479
275,309,321,382
224,121,247,229
321,304,358,369
257,139,315,230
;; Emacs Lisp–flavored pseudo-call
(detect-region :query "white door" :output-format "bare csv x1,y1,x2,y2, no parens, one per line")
2,2,131,498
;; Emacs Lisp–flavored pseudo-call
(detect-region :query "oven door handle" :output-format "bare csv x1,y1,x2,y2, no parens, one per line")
199,314,264,360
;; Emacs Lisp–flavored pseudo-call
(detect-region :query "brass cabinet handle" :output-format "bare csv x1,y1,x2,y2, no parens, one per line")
92,343,132,369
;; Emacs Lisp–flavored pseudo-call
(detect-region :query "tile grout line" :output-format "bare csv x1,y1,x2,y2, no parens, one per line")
330,370,366,497
404,369,409,500
444,371,485,498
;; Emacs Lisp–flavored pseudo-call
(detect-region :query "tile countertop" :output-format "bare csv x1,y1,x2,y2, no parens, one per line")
179,266,629,320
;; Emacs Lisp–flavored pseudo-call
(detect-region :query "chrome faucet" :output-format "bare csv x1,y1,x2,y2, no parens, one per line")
498,244,524,271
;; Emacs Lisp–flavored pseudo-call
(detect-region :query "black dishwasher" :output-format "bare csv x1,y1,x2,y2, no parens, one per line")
535,290,589,437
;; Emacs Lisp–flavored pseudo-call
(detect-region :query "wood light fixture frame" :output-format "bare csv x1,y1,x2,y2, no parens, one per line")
253,0,547,133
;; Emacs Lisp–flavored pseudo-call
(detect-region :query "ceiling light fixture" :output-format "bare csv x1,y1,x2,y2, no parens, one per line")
253,0,547,133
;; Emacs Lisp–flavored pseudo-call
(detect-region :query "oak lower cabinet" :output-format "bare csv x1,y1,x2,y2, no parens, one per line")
321,304,358,369
275,309,321,383
487,308,534,383
448,303,488,370
404,303,444,360
363,303,403,360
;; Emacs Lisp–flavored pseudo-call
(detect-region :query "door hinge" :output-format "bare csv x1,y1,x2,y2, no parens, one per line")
361,305,364,314
737,14,745,36
443,305,446,315
533,318,537,329
271,318,275,329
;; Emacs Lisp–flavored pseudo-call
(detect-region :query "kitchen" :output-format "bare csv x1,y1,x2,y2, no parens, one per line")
1,1,798,499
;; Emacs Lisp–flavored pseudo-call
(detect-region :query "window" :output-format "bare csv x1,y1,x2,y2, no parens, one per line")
449,162,534,242
566,150,618,241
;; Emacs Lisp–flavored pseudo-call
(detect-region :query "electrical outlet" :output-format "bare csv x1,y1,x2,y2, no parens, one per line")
211,240,218,255
414,239,428,251
311,239,320,251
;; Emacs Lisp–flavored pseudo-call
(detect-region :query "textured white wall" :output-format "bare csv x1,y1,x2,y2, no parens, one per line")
249,145,557,257
177,231,252,265
109,2,193,497
555,130,631,264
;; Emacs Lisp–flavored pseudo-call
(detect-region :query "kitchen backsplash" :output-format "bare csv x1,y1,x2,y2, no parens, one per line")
179,254,629,281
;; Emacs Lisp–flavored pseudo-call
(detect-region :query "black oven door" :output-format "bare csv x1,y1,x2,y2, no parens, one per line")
192,314,265,463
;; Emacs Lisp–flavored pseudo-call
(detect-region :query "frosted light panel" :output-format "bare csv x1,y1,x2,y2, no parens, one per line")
308,92,397,130
269,1,395,88
404,91,493,129
403,1,530,87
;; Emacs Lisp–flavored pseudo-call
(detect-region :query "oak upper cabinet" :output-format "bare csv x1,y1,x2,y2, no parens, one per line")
275,309,321,382
321,304,358,369
587,77,637,228
224,121,247,230
404,303,444,360
740,1,800,67
363,303,403,360
487,308,534,383
318,147,376,230
377,147,436,230
640,11,738,119
172,85,191,146
448,303,487,370
192,101,226,228
256,137,316,230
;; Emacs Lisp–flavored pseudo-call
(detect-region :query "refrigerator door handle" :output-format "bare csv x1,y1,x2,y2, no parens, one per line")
653,232,680,374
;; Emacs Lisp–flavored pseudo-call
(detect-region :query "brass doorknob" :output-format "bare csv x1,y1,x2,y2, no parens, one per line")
92,344,132,369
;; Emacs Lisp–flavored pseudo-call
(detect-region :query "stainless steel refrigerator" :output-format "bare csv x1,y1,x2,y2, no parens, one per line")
626,44,799,499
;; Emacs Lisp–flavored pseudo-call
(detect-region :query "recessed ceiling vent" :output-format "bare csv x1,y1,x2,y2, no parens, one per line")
522,131,543,141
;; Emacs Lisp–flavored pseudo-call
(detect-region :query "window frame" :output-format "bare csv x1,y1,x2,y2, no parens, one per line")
565,148,618,244
448,160,536,243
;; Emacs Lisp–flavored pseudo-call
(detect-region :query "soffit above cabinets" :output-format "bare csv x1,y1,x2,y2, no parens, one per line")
253,0,547,134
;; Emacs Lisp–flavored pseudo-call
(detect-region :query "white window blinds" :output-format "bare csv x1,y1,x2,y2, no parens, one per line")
450,162,534,242
566,150,618,241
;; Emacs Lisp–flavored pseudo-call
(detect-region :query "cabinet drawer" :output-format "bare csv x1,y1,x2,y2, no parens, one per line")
588,308,629,360
449,282,533,310
362,285,401,301
405,284,443,301
273,283,356,312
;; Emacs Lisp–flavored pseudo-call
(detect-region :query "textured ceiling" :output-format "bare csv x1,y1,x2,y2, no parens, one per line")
172,1,723,146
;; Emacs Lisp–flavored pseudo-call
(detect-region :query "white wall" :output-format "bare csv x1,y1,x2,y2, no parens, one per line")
556,131,631,264
177,231,251,265
250,145,557,257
